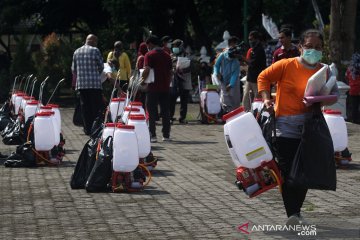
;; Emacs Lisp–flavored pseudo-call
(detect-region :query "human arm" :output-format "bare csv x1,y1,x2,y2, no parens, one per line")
227,61,240,90
106,52,113,64
213,53,224,80
96,49,104,73
258,60,286,109
123,53,132,79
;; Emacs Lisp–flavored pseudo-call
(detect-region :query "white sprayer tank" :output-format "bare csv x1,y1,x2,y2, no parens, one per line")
21,96,35,113
38,107,60,145
102,122,117,140
323,110,348,152
113,124,139,172
109,97,126,122
200,89,221,114
129,102,146,116
121,107,141,124
47,104,61,133
34,112,56,151
14,93,26,115
128,114,151,158
24,100,39,122
223,107,273,169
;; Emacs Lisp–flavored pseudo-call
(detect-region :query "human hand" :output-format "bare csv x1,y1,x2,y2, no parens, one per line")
263,99,274,114
226,84,231,92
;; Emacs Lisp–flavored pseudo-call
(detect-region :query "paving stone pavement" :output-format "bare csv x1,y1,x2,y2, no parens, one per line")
0,103,359,240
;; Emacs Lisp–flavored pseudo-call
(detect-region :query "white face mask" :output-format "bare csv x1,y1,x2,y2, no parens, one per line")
166,43,172,48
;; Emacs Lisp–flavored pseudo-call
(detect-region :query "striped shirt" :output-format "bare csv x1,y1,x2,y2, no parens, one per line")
71,45,104,90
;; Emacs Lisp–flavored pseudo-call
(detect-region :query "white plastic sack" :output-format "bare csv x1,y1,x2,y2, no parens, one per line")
304,65,328,97
211,74,220,86
176,57,190,69
319,76,337,95
139,68,155,83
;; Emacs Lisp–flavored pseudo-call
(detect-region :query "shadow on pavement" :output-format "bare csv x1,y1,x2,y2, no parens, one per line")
151,169,175,177
170,140,218,145
337,163,360,171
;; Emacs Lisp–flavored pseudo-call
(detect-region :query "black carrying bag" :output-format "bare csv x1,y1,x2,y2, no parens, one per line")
70,138,98,189
85,136,113,192
2,118,24,145
0,102,13,131
4,142,36,168
259,109,277,158
73,92,83,126
287,104,336,190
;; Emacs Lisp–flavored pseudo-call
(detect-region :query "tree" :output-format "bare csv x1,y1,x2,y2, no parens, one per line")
329,0,357,80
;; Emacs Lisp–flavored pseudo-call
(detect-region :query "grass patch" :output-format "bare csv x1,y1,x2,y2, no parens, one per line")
303,201,316,212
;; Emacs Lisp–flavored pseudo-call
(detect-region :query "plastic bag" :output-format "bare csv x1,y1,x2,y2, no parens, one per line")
287,103,336,190
2,118,24,145
304,65,328,97
85,136,113,192
4,142,36,168
70,138,98,189
72,93,83,126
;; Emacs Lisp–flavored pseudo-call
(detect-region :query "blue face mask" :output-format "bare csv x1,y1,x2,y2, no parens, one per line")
172,47,180,54
302,48,322,64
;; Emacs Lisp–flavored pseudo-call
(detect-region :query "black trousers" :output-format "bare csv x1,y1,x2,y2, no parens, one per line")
79,89,103,134
350,95,360,124
275,137,308,217
146,92,171,138
170,88,189,121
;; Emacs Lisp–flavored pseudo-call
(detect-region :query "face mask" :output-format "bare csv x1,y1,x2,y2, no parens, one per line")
166,43,172,48
302,48,322,64
172,47,180,54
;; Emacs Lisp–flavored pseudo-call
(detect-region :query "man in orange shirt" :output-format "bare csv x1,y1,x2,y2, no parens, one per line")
258,29,338,226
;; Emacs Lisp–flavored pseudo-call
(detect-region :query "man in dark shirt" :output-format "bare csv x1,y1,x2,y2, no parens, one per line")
141,35,173,142
242,31,266,111
272,28,300,63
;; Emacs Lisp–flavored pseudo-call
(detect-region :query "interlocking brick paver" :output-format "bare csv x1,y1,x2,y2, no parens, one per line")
0,104,359,239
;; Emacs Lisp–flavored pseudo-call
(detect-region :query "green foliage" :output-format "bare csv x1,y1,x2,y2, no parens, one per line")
33,33,63,89
32,33,76,101
10,35,36,77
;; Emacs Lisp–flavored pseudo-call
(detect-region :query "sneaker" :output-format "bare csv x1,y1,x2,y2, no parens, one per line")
286,214,301,227
298,214,310,225
162,137,172,142
179,119,188,124
150,137,157,143
286,213,309,227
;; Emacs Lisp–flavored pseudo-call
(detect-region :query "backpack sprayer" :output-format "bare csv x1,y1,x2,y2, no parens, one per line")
223,106,282,198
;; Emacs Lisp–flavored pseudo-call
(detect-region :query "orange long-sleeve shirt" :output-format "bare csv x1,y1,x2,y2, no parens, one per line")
258,58,322,117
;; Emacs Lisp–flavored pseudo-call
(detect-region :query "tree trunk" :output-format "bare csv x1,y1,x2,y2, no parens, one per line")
185,0,211,51
341,0,357,61
329,0,342,67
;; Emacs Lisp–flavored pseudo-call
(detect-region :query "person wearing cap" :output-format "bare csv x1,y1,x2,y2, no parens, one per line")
107,41,132,92
71,34,104,135
141,35,173,142
161,35,172,55
169,39,192,124
213,36,241,113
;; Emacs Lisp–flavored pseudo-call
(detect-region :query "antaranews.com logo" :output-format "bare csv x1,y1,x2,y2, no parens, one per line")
238,222,317,236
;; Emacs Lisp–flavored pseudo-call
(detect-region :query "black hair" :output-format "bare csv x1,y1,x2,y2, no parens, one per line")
279,28,292,37
249,31,261,40
228,36,239,45
146,35,160,46
299,29,324,46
